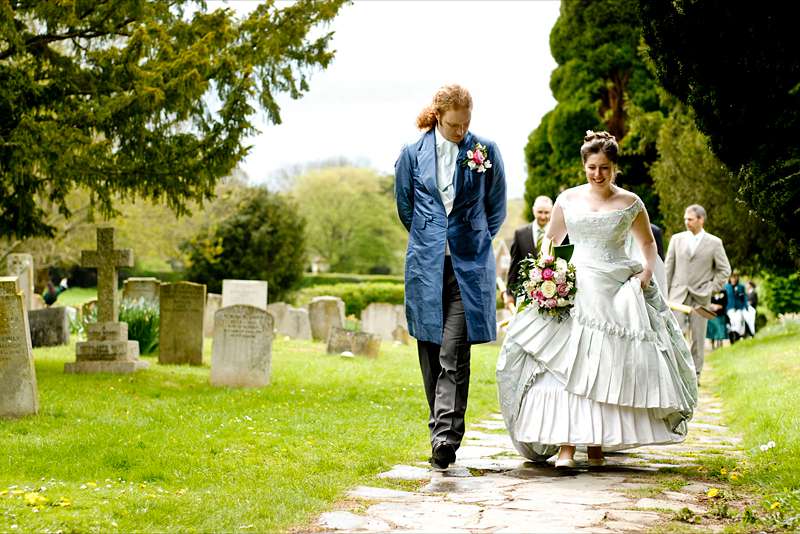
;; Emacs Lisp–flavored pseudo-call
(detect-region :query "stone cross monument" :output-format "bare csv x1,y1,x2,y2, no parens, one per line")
65,227,148,374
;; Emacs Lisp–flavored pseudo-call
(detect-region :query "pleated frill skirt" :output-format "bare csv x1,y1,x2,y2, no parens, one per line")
497,263,699,457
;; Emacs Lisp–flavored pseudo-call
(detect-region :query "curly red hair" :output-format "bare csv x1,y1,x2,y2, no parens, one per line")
416,84,473,130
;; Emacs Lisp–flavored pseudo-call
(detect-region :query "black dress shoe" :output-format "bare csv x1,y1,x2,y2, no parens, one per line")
431,442,456,469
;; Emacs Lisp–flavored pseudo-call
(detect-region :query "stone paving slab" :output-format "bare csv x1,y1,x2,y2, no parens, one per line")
316,370,745,533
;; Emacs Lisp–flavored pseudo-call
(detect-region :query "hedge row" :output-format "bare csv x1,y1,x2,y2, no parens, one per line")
295,282,404,317
299,273,403,288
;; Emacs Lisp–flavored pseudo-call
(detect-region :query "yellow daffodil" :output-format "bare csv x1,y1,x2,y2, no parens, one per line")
707,488,720,498
720,468,728,475
770,501,781,510
24,492,49,506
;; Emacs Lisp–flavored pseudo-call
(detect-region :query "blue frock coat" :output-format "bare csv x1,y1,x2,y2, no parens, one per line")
394,129,506,344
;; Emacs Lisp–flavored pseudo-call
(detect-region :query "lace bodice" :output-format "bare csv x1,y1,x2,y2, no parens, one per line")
559,193,645,264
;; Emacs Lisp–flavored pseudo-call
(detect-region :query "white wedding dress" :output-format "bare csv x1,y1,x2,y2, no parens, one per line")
497,195,698,459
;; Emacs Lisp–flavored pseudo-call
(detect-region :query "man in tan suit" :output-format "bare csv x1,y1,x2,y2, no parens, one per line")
665,204,731,380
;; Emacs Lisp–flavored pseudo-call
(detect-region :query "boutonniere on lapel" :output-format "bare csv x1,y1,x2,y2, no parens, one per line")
462,142,492,173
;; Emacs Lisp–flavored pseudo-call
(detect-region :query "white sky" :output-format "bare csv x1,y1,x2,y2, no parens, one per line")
211,0,561,199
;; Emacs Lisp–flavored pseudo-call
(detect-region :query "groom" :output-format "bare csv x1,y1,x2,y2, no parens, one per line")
395,84,506,469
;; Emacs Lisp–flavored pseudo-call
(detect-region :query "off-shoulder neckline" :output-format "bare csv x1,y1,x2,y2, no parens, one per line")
561,196,641,215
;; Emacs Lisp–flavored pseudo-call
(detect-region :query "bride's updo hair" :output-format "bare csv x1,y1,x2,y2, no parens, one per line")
580,130,619,164
416,84,473,130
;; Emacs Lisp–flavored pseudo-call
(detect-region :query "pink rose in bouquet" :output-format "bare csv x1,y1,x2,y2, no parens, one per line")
542,268,554,281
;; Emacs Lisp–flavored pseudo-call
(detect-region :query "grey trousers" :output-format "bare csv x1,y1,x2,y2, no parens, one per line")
674,294,709,378
417,256,471,451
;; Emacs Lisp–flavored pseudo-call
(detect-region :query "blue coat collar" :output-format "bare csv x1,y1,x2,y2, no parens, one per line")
419,129,474,203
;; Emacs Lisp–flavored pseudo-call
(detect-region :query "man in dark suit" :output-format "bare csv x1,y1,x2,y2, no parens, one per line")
503,196,553,310
651,223,665,260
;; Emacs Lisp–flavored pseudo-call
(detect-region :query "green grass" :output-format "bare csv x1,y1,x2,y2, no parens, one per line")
0,338,501,532
703,319,800,530
56,287,97,308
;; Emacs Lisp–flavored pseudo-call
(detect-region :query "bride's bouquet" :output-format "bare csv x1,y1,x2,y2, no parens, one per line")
515,243,577,322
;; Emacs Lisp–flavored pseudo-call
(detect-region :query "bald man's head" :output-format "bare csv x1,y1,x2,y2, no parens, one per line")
532,196,553,227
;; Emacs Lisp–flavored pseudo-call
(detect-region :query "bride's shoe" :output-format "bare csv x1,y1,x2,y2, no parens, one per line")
555,458,576,469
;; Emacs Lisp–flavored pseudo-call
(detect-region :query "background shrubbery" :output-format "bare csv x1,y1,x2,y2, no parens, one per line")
295,282,404,317
762,272,800,317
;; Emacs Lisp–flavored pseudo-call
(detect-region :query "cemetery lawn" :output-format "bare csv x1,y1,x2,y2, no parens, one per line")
1,337,502,532
704,320,800,529
56,287,97,308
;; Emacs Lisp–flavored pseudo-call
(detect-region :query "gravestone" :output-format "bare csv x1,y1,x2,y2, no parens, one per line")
123,277,161,304
210,305,273,388
31,294,46,311
0,277,39,417
266,302,289,333
81,299,97,321
326,327,354,354
326,327,381,358
28,307,70,347
204,293,222,338
392,324,413,345
65,227,147,374
222,279,267,310
308,296,346,341
159,282,206,365
352,331,381,358
282,306,312,340
360,303,407,341
6,254,34,312
495,240,511,283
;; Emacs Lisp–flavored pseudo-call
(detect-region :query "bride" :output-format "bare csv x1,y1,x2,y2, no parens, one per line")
497,131,698,468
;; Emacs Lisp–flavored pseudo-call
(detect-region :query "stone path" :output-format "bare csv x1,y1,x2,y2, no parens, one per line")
316,385,744,532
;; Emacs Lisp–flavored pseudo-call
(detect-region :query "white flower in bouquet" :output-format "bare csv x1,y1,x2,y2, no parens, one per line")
557,297,570,307
556,258,568,271
530,267,543,283
541,280,557,299
553,270,567,284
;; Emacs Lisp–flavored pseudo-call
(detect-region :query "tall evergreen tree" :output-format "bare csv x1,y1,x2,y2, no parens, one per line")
0,0,346,239
639,0,800,257
524,0,665,222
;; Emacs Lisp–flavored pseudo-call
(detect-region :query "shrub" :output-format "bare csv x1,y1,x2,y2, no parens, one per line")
120,298,160,355
181,187,306,301
76,298,160,355
296,282,404,317
300,273,403,288
762,271,800,316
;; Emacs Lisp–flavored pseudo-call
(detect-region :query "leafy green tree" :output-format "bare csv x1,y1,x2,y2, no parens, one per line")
652,105,793,273
524,0,665,222
291,166,406,274
0,0,346,240
639,0,800,257
181,187,306,300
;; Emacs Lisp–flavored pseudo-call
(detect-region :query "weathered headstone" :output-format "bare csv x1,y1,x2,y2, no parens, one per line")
326,327,354,354
123,277,161,305
0,277,38,417
65,227,147,374
6,254,34,312
30,294,46,311
28,307,70,347
204,293,222,338
266,302,289,333
352,331,381,358
360,303,407,341
392,324,413,345
210,305,273,388
326,327,381,358
282,306,312,340
494,240,511,283
159,282,206,365
308,296,346,341
222,279,267,310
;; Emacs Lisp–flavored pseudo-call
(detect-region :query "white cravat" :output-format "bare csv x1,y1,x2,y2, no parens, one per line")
435,127,458,216
688,229,705,256
435,127,459,256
